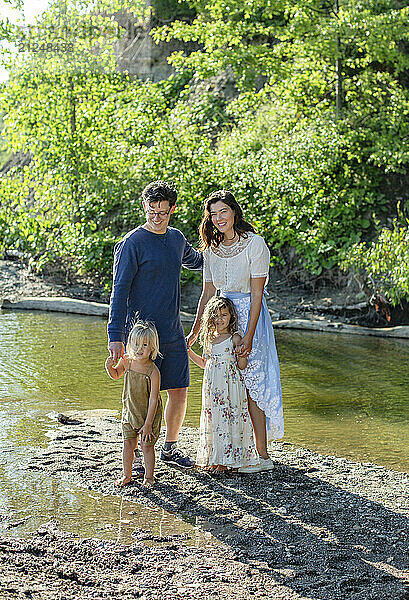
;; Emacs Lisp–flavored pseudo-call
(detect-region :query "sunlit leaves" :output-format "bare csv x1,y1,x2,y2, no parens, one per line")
342,223,409,306
154,0,409,111
1,0,409,296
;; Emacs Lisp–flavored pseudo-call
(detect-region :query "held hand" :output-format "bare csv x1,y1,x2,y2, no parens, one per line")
235,335,253,358
185,330,198,349
108,341,124,363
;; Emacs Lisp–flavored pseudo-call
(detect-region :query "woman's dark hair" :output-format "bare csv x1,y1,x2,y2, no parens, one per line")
142,180,177,207
199,190,255,249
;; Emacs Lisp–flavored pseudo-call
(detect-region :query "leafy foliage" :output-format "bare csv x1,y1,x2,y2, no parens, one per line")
154,0,409,99
0,0,409,303
0,0,22,40
214,103,381,274
342,222,409,307
0,67,224,283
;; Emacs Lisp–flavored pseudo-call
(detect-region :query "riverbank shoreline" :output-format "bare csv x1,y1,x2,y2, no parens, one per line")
2,295,409,341
1,413,408,600
4,256,408,338
1,259,408,599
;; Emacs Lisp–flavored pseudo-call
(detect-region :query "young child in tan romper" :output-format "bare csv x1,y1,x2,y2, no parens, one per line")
105,320,162,488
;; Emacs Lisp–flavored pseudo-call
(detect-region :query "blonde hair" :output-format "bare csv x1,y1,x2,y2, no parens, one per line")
200,296,238,353
126,320,160,360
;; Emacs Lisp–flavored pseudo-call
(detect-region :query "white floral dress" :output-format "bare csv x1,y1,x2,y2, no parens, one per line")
203,232,284,441
196,336,259,468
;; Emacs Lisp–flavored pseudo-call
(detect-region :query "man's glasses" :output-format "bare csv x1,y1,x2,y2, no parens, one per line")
145,209,171,218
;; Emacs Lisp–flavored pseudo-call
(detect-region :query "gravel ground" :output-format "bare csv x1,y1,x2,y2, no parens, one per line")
1,414,407,600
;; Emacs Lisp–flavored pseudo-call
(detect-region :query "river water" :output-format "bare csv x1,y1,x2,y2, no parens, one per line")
1,309,408,541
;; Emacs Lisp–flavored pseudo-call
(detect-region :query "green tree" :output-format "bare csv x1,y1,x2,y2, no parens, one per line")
154,0,409,281
0,0,22,40
2,0,409,301
0,12,224,282
155,1,409,109
342,221,409,307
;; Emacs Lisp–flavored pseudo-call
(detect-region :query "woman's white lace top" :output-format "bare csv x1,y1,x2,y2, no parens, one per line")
203,232,270,293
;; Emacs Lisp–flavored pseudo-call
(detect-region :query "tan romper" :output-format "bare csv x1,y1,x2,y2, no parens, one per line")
121,361,162,445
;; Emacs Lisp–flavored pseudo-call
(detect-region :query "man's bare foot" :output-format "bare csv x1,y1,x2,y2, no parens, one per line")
142,477,155,488
115,475,132,487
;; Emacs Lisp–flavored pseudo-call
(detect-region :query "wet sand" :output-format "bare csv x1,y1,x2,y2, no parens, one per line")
1,413,408,599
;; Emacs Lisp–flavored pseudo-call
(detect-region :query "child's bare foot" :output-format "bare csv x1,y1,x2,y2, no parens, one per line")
142,477,155,488
212,465,227,474
205,465,217,473
115,475,132,487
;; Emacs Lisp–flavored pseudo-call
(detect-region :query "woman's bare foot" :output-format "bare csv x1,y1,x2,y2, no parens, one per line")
115,475,132,487
142,477,155,488
258,452,270,460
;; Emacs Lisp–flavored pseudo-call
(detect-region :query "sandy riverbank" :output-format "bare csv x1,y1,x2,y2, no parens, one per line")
1,412,408,600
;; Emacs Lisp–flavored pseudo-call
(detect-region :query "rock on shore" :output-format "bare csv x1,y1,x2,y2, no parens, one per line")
1,413,408,600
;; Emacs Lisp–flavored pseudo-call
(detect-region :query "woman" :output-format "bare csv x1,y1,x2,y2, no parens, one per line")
186,190,284,472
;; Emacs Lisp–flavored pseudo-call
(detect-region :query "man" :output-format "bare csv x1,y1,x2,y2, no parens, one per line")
108,181,203,468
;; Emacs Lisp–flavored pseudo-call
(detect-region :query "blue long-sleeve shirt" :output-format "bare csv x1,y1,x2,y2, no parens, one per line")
107,226,203,345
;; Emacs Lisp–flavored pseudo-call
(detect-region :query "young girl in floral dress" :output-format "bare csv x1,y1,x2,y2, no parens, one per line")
187,296,259,473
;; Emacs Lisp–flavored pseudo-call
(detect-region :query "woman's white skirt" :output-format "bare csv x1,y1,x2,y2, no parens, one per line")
223,291,284,442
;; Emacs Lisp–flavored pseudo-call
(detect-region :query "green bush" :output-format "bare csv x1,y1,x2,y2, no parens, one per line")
0,80,404,287
342,222,409,306
1,38,408,291
0,72,226,284
214,103,386,274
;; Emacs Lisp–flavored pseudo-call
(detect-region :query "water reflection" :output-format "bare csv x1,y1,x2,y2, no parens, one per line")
0,469,211,546
277,330,409,470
